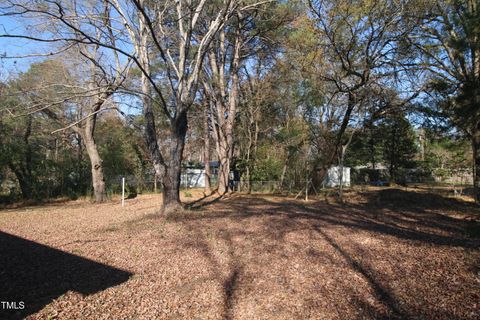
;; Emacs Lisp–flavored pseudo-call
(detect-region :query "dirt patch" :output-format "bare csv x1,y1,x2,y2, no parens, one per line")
0,189,479,319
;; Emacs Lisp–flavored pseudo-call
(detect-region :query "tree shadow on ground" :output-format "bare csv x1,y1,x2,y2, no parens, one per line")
0,231,132,319
174,189,479,319
343,188,480,246
185,193,226,210
314,226,407,319
187,190,479,248
223,266,241,320
177,221,242,320
362,188,479,212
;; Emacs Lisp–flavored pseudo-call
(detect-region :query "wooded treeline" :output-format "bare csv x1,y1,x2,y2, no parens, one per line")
0,0,478,211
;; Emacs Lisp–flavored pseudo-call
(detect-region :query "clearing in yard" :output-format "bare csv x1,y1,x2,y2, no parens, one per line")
0,188,479,319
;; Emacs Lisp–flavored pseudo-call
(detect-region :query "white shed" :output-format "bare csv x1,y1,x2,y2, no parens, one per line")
181,168,206,188
323,166,351,188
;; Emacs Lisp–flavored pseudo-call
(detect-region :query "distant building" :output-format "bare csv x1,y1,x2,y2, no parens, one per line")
181,168,206,188
180,162,219,188
323,166,351,188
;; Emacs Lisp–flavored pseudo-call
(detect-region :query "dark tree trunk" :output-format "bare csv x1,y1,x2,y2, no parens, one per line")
8,164,32,199
17,176,33,199
369,126,376,170
160,111,188,214
472,122,480,203
389,123,397,183
161,161,183,213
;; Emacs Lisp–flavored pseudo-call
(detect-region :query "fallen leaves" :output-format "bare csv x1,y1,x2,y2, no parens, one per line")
0,190,478,319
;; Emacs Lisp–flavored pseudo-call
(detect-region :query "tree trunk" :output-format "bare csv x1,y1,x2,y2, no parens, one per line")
8,164,32,199
338,131,354,203
203,107,212,195
79,97,108,203
339,150,345,203
9,115,34,199
217,150,230,195
305,170,309,201
280,163,287,189
160,111,188,214
161,161,183,213
216,130,235,195
84,135,107,203
17,175,33,199
204,158,212,195
369,128,376,170
245,130,253,194
204,27,241,196
472,122,480,203
137,13,171,212
245,166,251,193
389,123,397,183
314,92,356,189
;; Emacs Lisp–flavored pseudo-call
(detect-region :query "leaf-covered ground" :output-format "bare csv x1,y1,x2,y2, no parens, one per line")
0,188,479,319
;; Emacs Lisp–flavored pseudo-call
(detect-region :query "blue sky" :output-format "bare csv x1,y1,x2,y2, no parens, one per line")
0,14,142,117
0,15,50,77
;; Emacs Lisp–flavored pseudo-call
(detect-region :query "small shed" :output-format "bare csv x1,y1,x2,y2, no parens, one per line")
181,168,206,188
323,166,351,188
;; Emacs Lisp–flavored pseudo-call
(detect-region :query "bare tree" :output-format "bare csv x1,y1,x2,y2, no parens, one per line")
202,102,213,195
307,0,417,183
237,62,275,193
202,2,283,194
117,0,240,213
408,0,480,203
9,55,129,202
1,0,244,213
1,0,132,202
202,17,242,195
